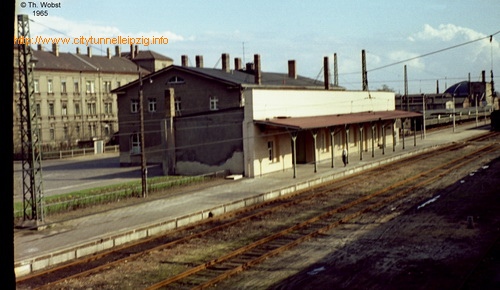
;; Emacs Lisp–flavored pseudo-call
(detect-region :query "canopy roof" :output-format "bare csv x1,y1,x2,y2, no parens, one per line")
255,110,422,130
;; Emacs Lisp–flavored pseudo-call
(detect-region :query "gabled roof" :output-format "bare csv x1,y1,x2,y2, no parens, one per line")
112,65,344,93
122,50,173,61
255,110,422,130
25,49,150,74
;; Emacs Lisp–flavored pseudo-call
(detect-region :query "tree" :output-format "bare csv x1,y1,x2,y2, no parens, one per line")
377,84,395,92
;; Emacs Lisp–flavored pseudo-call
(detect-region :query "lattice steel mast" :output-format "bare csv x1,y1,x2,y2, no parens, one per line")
17,14,44,224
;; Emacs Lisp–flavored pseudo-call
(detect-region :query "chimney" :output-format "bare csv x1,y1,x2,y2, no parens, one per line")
76,47,81,54
181,55,188,67
115,45,121,57
134,45,139,58
246,62,254,72
87,46,92,58
254,54,261,85
129,44,134,59
196,55,203,68
222,53,230,72
288,60,297,79
106,47,112,59
324,56,330,90
482,70,486,83
37,44,43,51
52,43,59,56
234,58,242,71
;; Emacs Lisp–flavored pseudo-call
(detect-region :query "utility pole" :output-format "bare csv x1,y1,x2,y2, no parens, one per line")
138,66,148,198
362,50,368,91
17,14,44,226
404,65,409,111
333,53,339,87
422,94,426,139
452,94,456,132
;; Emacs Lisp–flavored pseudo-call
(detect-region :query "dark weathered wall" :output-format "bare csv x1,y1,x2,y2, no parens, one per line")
174,108,244,175
117,66,242,166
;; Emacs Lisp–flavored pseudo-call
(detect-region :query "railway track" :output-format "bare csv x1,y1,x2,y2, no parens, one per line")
16,131,500,289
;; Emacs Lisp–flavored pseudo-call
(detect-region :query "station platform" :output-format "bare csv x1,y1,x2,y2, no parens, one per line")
14,123,493,277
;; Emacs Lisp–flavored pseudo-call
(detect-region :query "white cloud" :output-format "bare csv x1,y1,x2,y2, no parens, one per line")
29,16,190,44
411,24,486,42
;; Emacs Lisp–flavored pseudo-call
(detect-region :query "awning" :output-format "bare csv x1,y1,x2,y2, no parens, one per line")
254,110,422,130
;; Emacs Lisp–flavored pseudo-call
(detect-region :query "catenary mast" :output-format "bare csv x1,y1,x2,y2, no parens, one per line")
17,14,44,225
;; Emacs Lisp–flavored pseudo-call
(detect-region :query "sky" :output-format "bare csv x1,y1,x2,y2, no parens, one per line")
15,0,500,94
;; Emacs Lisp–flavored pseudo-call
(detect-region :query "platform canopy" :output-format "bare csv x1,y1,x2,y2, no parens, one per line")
254,110,422,130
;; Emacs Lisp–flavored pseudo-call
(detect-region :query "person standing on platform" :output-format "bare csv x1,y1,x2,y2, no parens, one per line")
342,148,348,167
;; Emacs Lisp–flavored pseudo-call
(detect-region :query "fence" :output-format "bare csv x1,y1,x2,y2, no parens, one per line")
40,145,119,160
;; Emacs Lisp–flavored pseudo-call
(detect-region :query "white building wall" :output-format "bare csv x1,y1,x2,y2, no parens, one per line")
243,88,397,178
251,89,395,120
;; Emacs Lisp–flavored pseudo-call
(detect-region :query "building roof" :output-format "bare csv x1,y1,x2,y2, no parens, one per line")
444,81,469,97
18,48,150,74
254,110,422,130
113,65,344,93
122,50,173,61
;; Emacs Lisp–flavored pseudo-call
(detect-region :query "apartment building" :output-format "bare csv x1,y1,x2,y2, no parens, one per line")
13,44,172,154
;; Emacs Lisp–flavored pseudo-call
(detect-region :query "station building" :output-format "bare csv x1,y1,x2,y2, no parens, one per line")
113,53,421,178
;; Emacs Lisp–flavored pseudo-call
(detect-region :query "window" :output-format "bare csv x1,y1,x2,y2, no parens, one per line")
48,103,55,116
76,125,80,137
15,81,20,93
104,102,113,114
61,80,67,94
104,125,110,136
167,76,185,85
87,102,96,115
116,81,121,88
61,103,67,116
268,141,274,162
86,80,95,94
319,131,329,152
47,80,53,93
175,97,182,114
209,95,218,111
148,98,157,112
88,124,96,137
130,133,141,154
75,103,81,115
34,79,39,93
74,81,79,94
50,125,55,140
35,103,41,116
131,99,139,113
63,125,68,139
103,81,112,93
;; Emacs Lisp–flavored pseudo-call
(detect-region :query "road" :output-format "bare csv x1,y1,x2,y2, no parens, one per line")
13,153,163,201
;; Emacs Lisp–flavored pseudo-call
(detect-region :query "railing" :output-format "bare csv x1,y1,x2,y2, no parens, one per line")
40,145,119,160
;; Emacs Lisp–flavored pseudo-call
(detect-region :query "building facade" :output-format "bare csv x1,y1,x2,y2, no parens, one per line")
114,53,421,178
13,44,172,155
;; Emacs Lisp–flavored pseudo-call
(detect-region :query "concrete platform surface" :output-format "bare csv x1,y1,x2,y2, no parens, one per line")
14,123,492,277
